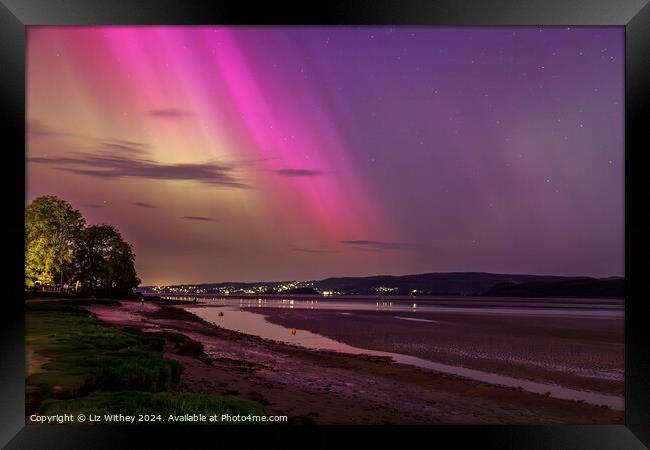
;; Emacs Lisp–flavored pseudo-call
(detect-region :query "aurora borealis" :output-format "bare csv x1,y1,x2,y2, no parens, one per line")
26,26,624,285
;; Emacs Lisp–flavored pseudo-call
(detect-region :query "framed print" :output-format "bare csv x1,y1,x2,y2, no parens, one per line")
1,0,648,448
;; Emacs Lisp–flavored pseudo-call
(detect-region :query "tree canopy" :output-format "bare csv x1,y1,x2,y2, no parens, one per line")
75,225,140,291
25,195,85,286
25,195,140,293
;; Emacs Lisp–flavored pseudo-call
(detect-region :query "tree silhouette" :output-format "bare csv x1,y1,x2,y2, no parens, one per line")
75,224,140,292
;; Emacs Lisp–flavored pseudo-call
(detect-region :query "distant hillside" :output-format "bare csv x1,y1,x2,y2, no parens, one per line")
311,272,592,296
283,287,320,295
142,271,623,298
482,277,624,298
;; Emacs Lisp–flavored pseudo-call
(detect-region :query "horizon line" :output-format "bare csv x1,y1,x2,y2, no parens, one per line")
139,270,625,287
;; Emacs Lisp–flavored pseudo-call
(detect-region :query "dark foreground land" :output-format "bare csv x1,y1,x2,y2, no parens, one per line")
28,298,625,425
25,299,266,423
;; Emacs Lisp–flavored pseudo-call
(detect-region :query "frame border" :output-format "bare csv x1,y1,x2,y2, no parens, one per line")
1,1,648,448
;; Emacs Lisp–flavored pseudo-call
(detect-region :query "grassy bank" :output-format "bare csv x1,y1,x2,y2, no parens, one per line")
26,299,264,421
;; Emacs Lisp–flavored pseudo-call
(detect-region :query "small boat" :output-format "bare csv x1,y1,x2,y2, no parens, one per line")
291,328,297,336
218,312,224,317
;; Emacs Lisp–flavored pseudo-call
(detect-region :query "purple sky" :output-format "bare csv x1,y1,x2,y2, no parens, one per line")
27,26,624,284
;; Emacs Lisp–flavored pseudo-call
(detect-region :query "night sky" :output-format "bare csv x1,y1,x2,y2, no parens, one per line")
26,26,624,285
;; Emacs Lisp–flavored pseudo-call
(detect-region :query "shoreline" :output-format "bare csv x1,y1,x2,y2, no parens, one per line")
86,299,623,424
146,292,625,304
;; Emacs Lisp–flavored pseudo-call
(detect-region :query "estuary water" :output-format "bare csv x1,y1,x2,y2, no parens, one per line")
174,295,624,411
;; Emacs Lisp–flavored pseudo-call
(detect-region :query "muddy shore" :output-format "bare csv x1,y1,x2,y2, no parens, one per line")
246,306,623,396
86,299,623,424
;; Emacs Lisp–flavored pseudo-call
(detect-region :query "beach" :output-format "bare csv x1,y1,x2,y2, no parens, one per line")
85,298,623,424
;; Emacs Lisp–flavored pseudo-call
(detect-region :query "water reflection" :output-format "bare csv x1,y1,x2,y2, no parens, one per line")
160,295,623,319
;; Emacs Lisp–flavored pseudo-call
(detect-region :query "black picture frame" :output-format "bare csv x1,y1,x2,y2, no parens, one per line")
2,0,648,448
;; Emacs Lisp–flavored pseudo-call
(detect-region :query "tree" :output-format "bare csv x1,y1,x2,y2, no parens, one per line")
25,196,85,286
105,237,140,291
74,224,140,293
25,195,140,295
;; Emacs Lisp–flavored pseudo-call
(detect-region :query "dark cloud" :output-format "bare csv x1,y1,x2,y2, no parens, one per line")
181,216,216,222
275,169,323,177
134,202,156,208
147,109,194,118
28,121,150,156
291,247,337,254
96,139,150,155
341,240,420,251
27,120,77,139
28,153,248,188
29,156,86,164
84,203,108,209
27,122,244,188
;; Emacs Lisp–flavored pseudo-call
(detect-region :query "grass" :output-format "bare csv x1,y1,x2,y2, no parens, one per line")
42,390,265,418
26,299,264,419
26,301,183,396
120,326,205,358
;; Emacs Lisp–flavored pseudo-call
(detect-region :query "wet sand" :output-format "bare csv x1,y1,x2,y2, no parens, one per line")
86,299,622,424
249,306,624,397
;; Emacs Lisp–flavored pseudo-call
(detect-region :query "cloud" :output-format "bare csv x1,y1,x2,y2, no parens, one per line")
27,122,147,157
27,120,77,139
275,169,323,177
181,216,216,222
84,203,108,209
291,247,337,254
133,202,156,208
29,156,87,164
341,240,420,251
147,109,194,118
96,139,150,155
28,121,150,157
27,121,246,188
28,153,248,188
